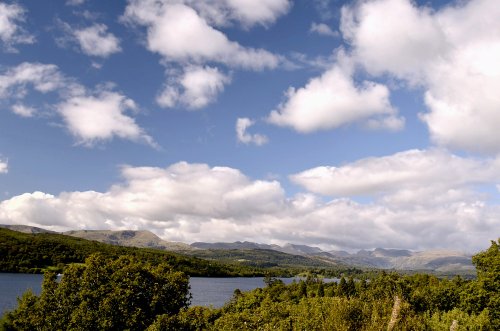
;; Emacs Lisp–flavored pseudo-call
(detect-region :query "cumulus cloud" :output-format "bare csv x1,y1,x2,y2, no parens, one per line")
122,0,286,110
341,0,445,82
267,53,403,133
189,0,291,28
291,149,500,198
222,0,291,27
73,24,121,58
0,160,498,251
310,22,338,37
0,62,153,147
0,158,7,174
57,90,155,147
157,66,231,109
341,0,500,154
0,2,35,51
123,1,280,70
236,117,268,145
0,62,66,98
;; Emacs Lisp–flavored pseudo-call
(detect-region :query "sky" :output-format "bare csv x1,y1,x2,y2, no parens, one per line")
0,0,499,253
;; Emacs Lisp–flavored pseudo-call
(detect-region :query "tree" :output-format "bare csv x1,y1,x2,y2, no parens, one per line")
337,276,348,297
317,281,325,297
2,253,190,331
347,277,356,298
464,239,500,328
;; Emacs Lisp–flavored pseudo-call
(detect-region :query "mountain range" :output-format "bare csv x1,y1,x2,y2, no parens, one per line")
0,224,474,274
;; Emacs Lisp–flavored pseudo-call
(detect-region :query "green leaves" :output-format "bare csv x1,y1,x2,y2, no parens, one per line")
3,254,190,331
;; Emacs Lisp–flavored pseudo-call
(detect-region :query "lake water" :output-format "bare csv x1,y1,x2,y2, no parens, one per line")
0,273,305,316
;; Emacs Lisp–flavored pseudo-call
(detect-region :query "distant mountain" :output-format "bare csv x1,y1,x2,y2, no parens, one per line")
65,230,193,251
0,224,57,234
190,241,280,251
190,241,474,274
278,244,324,256
1,224,474,274
316,248,474,274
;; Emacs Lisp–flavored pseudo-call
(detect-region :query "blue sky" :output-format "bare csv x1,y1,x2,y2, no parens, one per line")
0,0,499,252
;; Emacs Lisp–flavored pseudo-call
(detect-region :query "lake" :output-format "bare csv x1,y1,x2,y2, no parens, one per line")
0,273,306,316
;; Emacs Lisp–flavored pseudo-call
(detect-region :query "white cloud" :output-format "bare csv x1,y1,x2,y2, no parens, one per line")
122,1,280,70
0,160,497,252
0,62,152,147
0,62,66,98
122,0,286,110
57,90,155,147
157,66,231,109
219,0,291,27
11,104,36,117
340,0,500,154
178,0,291,28
0,3,34,51
73,24,121,58
310,22,338,37
0,158,7,174
236,117,268,145
66,0,85,6
291,149,500,198
268,53,402,133
341,0,445,82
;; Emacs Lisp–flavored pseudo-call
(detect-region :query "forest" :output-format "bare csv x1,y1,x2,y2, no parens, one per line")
0,228,362,277
0,228,268,277
1,237,498,330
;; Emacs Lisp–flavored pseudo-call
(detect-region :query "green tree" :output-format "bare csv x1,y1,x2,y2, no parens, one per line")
463,239,500,329
2,253,190,331
317,281,325,297
337,276,347,297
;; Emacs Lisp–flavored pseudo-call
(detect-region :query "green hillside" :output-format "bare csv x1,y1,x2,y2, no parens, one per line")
0,228,262,276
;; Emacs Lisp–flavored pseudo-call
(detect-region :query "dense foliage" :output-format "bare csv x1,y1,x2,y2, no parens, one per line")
183,248,364,277
1,238,498,330
1,254,190,330
193,239,495,330
0,228,266,276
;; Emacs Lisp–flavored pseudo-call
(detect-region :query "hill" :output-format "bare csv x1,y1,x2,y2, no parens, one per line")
65,229,192,251
190,241,474,276
0,225,474,276
0,224,57,234
0,228,264,276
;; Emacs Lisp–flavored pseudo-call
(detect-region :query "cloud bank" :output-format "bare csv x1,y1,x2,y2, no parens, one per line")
1,154,498,252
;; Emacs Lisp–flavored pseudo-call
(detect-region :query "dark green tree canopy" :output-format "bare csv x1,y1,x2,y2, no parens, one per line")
2,254,190,331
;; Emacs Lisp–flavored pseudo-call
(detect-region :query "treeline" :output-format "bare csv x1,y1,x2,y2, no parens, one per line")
0,228,264,276
183,248,364,277
203,239,498,330
2,239,498,330
0,228,363,277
